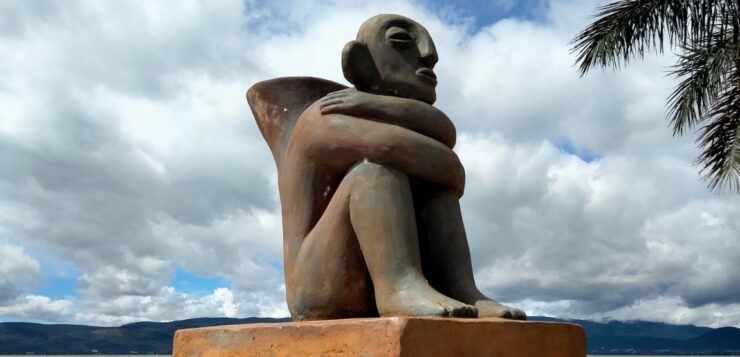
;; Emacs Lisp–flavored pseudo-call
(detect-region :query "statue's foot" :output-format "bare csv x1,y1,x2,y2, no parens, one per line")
475,300,527,320
377,275,477,318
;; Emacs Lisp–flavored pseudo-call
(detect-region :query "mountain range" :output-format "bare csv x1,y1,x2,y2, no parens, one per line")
530,316,740,355
1,316,739,355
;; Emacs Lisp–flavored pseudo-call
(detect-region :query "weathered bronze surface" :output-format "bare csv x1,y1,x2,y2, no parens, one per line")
247,14,525,320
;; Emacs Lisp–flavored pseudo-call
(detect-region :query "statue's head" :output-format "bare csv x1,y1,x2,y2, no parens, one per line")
342,14,438,104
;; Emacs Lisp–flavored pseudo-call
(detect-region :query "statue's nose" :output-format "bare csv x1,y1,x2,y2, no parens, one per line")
418,39,438,68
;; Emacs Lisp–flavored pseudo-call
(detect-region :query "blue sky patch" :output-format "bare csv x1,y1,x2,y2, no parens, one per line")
31,250,81,299
36,271,79,300
268,260,283,272
171,267,230,295
554,137,600,162
416,0,549,32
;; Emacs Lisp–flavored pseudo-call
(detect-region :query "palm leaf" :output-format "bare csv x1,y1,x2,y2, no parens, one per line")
571,0,735,76
668,31,736,135
696,66,740,192
573,0,740,192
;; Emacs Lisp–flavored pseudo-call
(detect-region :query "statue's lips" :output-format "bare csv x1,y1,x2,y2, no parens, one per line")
416,67,437,85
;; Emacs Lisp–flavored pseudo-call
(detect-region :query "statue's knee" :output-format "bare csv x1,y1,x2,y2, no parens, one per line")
347,161,405,188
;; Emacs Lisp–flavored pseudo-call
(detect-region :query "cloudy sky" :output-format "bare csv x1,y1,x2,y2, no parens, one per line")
1,0,739,328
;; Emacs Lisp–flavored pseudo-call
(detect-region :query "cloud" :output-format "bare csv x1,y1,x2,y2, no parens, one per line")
594,296,740,328
0,0,284,325
457,131,739,323
0,295,73,321
71,286,285,326
0,0,738,328
0,243,41,303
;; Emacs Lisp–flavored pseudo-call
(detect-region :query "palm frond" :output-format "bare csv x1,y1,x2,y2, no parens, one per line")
667,31,736,135
573,0,740,192
696,67,740,192
571,0,736,76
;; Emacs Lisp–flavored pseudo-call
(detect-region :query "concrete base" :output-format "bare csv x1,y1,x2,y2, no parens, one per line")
173,317,585,357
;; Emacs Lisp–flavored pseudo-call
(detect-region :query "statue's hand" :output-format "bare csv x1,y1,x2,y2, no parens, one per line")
319,88,457,149
319,89,378,116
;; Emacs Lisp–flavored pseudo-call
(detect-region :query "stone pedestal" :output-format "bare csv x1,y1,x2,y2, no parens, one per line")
173,317,585,357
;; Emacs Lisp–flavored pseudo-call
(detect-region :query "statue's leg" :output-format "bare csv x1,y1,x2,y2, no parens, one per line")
414,186,527,320
347,162,476,318
289,172,375,320
292,162,476,319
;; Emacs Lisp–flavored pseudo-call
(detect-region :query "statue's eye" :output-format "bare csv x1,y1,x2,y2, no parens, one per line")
386,27,413,44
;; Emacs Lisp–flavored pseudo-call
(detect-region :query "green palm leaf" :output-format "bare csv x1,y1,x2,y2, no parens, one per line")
572,0,740,192
668,33,736,135
696,68,740,192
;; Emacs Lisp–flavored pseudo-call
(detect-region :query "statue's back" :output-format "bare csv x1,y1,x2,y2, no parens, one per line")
246,77,346,165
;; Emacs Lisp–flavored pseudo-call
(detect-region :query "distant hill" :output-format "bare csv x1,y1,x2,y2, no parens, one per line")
0,317,289,355
1,316,739,355
530,316,740,355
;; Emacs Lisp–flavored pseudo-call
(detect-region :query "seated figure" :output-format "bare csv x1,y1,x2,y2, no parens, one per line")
247,14,525,321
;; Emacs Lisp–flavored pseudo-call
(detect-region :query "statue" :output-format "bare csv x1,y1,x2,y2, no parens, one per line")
247,14,526,321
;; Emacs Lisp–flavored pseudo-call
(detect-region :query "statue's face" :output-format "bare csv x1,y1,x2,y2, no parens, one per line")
360,15,438,104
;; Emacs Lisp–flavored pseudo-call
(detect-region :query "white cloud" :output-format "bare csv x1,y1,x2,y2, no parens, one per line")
0,0,737,328
604,296,740,328
0,295,73,321
70,286,286,326
0,244,42,303
457,133,739,324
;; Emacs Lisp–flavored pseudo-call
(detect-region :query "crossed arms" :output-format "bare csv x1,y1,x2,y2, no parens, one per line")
302,89,465,196
319,89,457,148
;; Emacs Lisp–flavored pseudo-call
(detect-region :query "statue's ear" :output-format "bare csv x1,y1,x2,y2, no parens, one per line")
342,41,378,91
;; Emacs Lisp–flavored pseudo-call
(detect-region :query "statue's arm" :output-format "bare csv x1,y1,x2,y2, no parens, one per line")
299,113,465,196
319,89,457,148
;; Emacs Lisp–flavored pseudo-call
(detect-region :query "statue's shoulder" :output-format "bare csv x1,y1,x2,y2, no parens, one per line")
247,77,347,164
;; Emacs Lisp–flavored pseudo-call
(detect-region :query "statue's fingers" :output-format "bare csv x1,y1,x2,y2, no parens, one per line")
319,103,348,114
319,95,345,106
326,89,349,96
319,98,345,109
321,93,347,102
320,105,339,114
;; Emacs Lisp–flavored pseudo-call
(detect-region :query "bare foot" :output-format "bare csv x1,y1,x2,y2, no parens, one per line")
475,300,527,320
376,274,477,318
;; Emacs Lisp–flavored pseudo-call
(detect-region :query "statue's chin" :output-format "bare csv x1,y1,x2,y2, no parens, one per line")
393,89,437,105
403,83,436,104
420,92,436,104
364,85,436,104
407,91,436,105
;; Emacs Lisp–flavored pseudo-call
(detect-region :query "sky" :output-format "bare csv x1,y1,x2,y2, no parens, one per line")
1,0,739,328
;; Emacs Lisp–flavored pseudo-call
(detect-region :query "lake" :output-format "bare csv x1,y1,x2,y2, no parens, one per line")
2,355,727,357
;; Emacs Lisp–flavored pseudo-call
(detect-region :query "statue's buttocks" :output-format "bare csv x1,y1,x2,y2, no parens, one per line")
247,14,525,321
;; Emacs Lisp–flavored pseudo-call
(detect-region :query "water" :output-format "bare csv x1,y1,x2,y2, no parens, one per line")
3,355,736,357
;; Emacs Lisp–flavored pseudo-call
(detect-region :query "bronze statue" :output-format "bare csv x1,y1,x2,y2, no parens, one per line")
247,14,525,321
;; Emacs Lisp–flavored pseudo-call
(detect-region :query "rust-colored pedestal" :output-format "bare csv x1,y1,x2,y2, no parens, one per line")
173,317,586,357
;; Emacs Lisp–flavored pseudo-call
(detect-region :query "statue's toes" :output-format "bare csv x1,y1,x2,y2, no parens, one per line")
498,310,513,319
511,308,527,320
496,307,526,320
